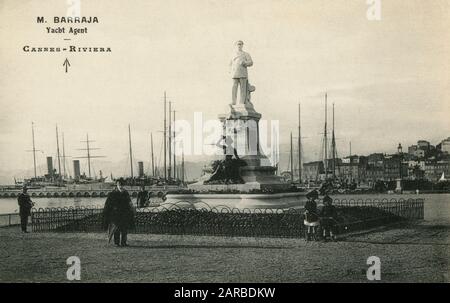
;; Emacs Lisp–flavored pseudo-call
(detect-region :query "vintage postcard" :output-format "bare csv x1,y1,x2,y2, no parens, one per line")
0,0,449,288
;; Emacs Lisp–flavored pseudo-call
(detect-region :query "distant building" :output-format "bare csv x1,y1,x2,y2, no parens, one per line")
338,156,367,184
366,165,384,184
415,149,425,158
408,140,436,158
440,137,450,154
408,141,428,158
303,138,449,184
417,140,430,151
405,160,425,180
424,160,450,181
383,155,408,181
368,153,385,167
408,145,418,155
340,162,360,183
406,160,425,170
303,161,324,182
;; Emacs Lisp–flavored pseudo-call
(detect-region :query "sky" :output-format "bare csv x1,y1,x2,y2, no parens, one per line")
0,0,449,181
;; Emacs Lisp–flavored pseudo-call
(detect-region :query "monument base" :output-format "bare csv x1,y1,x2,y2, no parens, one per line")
239,165,287,189
188,180,290,193
164,191,306,209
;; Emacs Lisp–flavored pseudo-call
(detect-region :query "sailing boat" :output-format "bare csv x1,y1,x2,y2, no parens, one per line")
439,172,447,182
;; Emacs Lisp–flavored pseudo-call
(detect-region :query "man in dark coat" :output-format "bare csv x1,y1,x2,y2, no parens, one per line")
17,186,34,233
136,185,148,208
103,181,135,247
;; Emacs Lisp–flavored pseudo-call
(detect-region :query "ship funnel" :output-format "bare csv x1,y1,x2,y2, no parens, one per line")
46,157,54,176
138,161,144,177
73,160,81,180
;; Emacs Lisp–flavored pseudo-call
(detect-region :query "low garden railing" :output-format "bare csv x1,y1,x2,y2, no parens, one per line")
30,198,424,237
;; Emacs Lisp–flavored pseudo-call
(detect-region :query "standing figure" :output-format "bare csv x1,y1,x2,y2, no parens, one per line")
136,184,149,208
103,180,135,247
320,195,338,241
304,190,320,241
230,40,253,105
17,186,34,233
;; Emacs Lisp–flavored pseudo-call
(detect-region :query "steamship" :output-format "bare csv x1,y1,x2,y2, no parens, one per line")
15,156,108,189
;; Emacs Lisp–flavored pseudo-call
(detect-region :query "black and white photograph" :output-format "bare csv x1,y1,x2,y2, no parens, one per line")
0,0,449,290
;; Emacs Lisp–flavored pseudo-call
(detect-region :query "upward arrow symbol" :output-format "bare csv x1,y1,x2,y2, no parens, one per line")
63,58,71,73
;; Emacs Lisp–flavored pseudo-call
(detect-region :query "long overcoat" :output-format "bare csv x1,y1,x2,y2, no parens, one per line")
103,190,135,230
18,193,33,216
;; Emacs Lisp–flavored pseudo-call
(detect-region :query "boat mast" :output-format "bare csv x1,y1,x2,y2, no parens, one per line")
77,134,104,178
298,102,302,183
31,122,37,179
274,129,279,175
150,132,155,177
181,146,185,183
163,91,167,181
324,93,328,180
168,101,172,180
56,124,62,180
332,102,336,179
290,132,294,182
128,124,134,178
173,110,177,180
86,134,91,177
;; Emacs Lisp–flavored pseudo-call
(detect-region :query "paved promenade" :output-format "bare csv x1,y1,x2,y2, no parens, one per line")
0,222,449,283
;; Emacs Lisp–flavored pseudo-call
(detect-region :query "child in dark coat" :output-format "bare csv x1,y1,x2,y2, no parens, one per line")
320,195,337,241
304,190,320,241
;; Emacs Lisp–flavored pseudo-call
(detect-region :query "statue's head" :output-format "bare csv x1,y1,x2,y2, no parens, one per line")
235,40,244,51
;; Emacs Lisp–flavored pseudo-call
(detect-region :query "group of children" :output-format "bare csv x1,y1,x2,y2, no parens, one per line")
303,189,338,241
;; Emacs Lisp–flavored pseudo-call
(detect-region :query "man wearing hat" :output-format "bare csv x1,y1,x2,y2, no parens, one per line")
230,40,253,105
103,180,135,247
320,195,338,241
304,190,320,241
17,186,34,233
136,184,149,208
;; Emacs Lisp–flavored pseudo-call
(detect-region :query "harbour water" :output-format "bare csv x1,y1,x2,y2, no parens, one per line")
1,194,449,223
0,197,106,214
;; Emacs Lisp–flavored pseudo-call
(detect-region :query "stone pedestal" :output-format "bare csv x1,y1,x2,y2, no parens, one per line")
189,102,289,192
227,103,287,189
